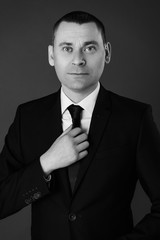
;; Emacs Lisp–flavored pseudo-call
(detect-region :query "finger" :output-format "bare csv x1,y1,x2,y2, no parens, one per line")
60,125,72,137
76,141,89,152
78,150,88,160
69,127,83,137
74,133,88,144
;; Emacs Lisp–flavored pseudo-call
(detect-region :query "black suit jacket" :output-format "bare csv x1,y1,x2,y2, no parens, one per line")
0,85,160,240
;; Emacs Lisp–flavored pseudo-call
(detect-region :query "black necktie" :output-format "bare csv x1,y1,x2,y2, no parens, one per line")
67,104,83,192
68,104,83,128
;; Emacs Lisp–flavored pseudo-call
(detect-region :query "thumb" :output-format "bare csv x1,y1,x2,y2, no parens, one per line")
60,124,73,137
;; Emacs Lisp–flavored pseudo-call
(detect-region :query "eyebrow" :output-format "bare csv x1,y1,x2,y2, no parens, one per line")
59,42,72,47
58,40,99,47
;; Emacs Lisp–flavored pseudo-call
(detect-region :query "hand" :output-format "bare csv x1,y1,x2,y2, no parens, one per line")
40,126,89,175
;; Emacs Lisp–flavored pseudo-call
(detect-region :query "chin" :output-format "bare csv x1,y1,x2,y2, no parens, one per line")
71,83,96,94
67,81,86,90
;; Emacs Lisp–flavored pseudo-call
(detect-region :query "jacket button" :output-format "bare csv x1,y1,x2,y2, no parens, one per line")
68,213,76,222
33,192,41,200
25,198,31,205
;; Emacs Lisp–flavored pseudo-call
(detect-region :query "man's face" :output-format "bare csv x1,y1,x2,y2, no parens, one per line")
49,21,106,95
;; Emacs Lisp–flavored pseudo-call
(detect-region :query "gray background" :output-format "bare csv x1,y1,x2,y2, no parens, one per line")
0,0,160,239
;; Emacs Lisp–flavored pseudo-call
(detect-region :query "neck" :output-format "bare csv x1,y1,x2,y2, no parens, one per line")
62,84,98,103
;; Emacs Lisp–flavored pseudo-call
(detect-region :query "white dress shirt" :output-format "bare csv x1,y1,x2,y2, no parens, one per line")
61,82,100,134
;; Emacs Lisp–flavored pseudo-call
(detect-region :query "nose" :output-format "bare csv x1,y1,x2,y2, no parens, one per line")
72,51,86,66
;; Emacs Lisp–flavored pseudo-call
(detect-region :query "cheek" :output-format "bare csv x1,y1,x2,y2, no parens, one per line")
89,57,105,74
54,58,68,75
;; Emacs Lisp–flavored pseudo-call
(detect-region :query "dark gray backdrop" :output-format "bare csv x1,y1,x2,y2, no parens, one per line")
0,0,160,239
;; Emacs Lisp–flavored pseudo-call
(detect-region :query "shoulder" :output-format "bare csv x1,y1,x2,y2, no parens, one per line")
102,85,150,110
100,85,152,120
17,90,60,115
110,91,149,108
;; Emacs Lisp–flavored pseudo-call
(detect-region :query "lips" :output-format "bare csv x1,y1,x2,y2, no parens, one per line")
68,73,89,75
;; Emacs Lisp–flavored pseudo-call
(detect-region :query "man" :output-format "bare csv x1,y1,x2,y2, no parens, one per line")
0,10,160,240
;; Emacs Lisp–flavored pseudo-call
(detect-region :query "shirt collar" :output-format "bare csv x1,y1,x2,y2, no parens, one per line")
61,82,100,117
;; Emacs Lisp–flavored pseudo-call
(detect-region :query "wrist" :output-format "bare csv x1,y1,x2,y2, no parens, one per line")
40,155,52,176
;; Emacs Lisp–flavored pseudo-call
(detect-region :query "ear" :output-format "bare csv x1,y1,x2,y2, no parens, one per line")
104,42,111,64
48,45,54,66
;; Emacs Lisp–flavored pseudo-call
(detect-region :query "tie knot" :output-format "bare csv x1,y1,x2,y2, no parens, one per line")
68,104,83,128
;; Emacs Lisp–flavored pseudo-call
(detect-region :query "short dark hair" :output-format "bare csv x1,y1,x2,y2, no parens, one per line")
52,11,107,44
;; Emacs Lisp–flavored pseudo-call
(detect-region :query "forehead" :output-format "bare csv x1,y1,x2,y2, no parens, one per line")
54,21,103,45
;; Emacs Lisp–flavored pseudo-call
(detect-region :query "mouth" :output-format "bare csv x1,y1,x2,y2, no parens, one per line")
67,73,89,75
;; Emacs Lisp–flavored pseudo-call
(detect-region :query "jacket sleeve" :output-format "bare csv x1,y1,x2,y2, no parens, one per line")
0,106,50,219
118,105,160,239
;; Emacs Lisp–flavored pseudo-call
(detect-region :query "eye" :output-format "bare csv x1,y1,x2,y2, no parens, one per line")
62,47,73,53
84,46,96,53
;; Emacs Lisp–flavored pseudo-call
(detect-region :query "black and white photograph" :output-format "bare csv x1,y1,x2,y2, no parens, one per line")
0,1,160,239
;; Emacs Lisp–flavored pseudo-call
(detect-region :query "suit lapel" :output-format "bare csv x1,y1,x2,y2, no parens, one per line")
72,85,111,196
44,90,72,203
53,91,72,202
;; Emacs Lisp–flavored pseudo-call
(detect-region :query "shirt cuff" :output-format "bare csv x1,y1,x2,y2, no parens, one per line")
43,174,52,182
